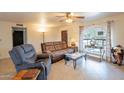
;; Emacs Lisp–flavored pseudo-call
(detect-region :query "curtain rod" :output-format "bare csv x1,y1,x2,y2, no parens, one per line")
81,20,114,27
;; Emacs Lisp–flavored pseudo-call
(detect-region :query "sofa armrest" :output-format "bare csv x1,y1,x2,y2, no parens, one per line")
37,53,52,59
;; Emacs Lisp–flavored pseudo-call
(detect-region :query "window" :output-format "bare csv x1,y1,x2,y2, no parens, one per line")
79,25,107,60
83,26,106,48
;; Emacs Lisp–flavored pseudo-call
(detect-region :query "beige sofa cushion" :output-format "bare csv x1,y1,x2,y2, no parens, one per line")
41,41,68,53
54,44,62,50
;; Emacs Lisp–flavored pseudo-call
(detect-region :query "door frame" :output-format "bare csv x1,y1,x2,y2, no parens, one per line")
61,30,68,44
12,27,27,47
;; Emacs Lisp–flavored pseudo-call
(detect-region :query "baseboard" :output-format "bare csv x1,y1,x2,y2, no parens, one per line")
0,57,10,61
86,55,111,62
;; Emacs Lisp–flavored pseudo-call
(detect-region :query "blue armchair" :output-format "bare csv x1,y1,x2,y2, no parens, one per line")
9,44,51,80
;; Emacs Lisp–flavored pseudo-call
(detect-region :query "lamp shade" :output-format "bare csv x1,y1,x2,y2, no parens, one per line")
38,27,46,32
70,38,76,46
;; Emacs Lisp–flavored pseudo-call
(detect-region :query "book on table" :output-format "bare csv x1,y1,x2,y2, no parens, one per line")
21,69,40,80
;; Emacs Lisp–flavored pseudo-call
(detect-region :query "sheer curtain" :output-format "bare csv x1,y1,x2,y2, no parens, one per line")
106,21,113,62
79,26,84,52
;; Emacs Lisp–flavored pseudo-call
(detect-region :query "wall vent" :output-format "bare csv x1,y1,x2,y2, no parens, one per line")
16,24,23,26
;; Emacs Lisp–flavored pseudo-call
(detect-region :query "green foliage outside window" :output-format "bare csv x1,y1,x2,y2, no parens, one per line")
84,27,106,39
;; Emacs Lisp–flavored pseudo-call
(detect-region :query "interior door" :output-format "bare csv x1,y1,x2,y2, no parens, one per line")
61,30,68,44
13,31,24,47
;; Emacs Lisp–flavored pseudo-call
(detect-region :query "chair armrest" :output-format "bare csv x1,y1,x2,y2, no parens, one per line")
36,55,52,67
16,62,45,71
18,62,47,80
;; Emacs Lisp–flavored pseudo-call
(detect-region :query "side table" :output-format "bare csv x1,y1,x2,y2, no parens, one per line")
69,46,78,52
13,69,40,80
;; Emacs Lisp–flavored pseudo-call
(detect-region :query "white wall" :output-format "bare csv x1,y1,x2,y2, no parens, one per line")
0,21,14,59
0,22,59,59
44,27,60,42
58,23,83,46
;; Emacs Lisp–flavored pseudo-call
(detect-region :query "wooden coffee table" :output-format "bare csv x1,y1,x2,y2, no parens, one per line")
13,69,40,80
65,52,86,69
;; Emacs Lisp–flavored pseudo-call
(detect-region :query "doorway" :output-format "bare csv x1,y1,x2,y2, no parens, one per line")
61,30,68,44
12,27,27,47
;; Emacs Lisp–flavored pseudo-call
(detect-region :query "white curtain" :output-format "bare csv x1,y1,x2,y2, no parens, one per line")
79,26,84,52
106,21,113,62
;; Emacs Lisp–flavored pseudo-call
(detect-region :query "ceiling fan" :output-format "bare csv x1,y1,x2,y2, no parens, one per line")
56,12,84,23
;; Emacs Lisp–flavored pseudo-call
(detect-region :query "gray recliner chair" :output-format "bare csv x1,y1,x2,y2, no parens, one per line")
9,44,51,80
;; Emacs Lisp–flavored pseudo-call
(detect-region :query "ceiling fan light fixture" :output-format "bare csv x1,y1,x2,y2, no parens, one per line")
70,12,74,16
66,18,73,23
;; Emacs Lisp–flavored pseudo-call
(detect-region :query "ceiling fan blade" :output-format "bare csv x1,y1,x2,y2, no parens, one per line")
73,16,85,19
56,16,65,17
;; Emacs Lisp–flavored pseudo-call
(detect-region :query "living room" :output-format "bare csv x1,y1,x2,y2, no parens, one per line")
0,12,124,80
1,0,124,93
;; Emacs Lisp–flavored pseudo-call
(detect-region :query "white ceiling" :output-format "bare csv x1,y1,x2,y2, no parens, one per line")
0,12,122,27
